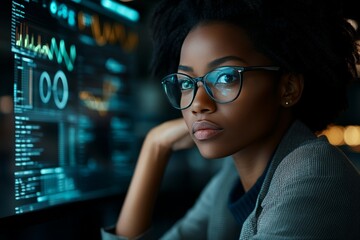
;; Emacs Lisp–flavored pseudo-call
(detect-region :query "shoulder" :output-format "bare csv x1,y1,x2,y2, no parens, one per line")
265,135,360,206
263,120,360,199
255,137,360,238
274,136,359,179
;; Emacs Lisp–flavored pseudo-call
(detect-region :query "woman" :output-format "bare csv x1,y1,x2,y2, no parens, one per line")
102,0,360,239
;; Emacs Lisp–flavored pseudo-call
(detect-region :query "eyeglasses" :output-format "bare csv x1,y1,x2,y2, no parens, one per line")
161,66,281,110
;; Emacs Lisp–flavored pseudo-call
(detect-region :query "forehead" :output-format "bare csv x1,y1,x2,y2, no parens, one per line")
179,21,273,72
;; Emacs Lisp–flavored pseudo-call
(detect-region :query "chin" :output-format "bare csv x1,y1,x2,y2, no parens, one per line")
197,145,231,159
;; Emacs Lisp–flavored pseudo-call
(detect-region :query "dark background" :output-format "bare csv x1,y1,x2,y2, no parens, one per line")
0,0,360,239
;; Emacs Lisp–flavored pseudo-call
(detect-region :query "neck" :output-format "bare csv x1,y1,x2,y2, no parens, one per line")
232,150,271,192
232,117,294,192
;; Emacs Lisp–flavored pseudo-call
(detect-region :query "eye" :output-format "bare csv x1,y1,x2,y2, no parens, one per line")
179,79,194,90
215,73,239,85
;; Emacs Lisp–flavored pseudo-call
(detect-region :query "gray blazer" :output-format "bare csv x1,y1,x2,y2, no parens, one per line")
101,121,360,239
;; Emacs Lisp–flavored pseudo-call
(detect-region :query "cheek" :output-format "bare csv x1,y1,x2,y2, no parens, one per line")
239,77,280,113
223,82,281,138
237,85,279,122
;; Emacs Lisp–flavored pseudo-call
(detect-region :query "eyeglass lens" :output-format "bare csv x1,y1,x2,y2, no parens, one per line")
162,67,242,109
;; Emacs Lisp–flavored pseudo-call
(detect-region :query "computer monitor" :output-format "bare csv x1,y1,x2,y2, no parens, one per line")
0,0,140,220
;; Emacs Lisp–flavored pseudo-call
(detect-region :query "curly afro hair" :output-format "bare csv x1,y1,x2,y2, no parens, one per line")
149,0,359,132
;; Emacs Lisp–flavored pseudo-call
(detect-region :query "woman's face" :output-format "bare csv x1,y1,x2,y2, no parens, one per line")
179,22,286,159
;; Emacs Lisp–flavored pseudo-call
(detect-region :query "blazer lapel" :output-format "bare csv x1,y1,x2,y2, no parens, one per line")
240,120,316,239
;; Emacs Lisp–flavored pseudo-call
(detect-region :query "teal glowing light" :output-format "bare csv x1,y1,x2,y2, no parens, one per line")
49,1,57,15
105,58,126,74
47,38,76,72
101,0,140,22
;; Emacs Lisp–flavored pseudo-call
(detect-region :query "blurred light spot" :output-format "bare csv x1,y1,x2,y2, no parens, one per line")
101,0,139,22
105,58,126,74
0,96,13,114
344,126,360,146
321,125,345,146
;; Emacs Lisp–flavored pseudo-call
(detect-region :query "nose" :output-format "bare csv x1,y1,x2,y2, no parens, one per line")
190,83,216,114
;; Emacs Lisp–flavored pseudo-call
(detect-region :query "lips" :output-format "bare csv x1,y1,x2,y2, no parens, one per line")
192,120,223,140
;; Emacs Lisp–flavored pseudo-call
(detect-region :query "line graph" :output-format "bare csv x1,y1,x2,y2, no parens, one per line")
78,11,138,51
47,38,76,72
79,77,122,116
15,23,76,71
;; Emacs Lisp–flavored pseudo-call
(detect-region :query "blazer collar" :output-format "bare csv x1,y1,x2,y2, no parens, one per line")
258,120,316,201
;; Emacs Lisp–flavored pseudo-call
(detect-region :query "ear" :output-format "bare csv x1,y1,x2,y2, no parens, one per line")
279,73,304,107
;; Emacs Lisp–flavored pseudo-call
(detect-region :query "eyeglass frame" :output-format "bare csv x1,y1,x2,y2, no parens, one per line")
161,65,281,110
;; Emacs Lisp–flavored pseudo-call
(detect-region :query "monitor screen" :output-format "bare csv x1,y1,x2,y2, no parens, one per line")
0,0,140,219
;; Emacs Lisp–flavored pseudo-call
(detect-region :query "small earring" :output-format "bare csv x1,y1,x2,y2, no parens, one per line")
285,99,292,106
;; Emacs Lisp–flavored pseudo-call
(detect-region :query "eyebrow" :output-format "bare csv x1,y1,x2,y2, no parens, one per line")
207,56,247,69
178,56,247,73
178,65,193,72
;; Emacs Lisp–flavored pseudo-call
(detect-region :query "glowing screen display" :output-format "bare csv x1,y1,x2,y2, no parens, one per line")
0,0,139,218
